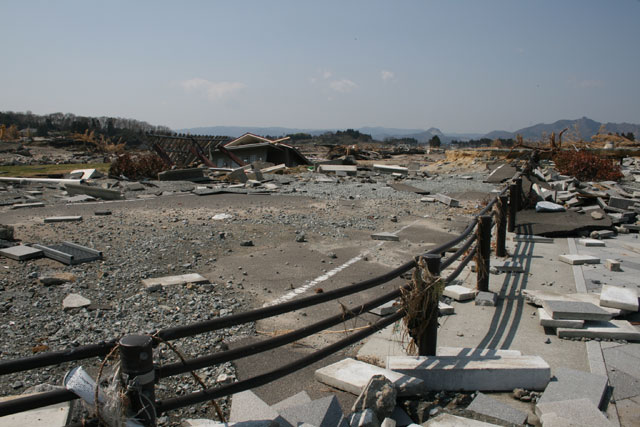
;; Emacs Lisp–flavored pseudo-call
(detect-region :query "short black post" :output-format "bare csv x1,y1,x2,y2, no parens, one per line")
508,183,518,233
120,335,156,426
419,254,441,357
496,195,508,257
515,177,523,211
476,215,492,292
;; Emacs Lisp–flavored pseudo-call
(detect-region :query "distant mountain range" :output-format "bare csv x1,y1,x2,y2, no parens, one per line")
178,117,638,143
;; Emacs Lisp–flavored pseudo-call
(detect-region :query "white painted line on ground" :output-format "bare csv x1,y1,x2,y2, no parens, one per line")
263,219,423,307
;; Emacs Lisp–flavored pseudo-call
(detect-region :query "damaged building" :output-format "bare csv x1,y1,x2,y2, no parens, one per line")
210,133,310,168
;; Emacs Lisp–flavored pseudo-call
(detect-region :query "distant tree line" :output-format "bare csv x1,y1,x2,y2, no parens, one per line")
450,137,516,148
0,111,171,145
384,137,419,146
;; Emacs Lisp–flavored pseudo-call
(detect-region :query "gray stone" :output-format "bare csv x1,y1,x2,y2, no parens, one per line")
609,196,638,210
542,300,612,321
578,238,605,247
600,285,638,311
278,395,348,427
370,300,400,316
240,240,254,247
317,164,357,176
559,254,600,265
538,308,584,329
386,354,550,391
433,193,460,207
348,409,380,427
423,413,500,426
229,390,286,424
373,164,408,175
438,301,454,315
44,216,83,223
39,272,76,286
557,319,640,341
62,293,91,310
536,201,565,212
352,375,397,422
604,259,622,271
227,169,249,183
536,368,608,411
371,232,400,242
442,285,475,301
271,391,312,412
475,291,497,307
141,273,208,291
591,211,606,220
0,245,43,261
466,392,527,425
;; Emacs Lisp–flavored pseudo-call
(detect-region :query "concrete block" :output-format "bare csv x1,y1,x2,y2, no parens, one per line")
466,392,527,425
141,273,208,291
492,261,524,273
229,390,286,424
438,301,454,315
69,168,101,180
0,392,71,426
278,395,348,427
542,300,613,321
271,391,311,412
373,164,409,175
609,196,637,210
537,399,613,426
592,229,615,239
420,197,436,203
475,291,497,306
227,169,249,183
604,259,622,272
11,202,45,209
386,354,550,391
370,300,400,316
433,193,460,207
314,358,423,396
0,245,43,261
390,406,413,426
512,235,554,243
436,347,521,357
318,165,357,176
352,375,396,422
442,285,475,301
65,183,123,200
559,254,600,265
522,290,624,316
371,232,400,242
44,216,83,223
538,307,584,329
557,319,640,341
600,285,638,312
536,368,608,411
578,238,606,247
423,413,501,426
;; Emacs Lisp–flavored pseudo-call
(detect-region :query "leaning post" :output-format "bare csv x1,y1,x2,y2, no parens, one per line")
419,254,441,357
476,215,492,292
119,335,156,427
496,195,508,257
515,177,523,211
508,183,518,233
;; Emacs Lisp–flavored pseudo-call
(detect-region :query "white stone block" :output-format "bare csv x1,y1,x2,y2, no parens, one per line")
442,285,476,301
557,319,640,341
578,238,605,247
142,273,208,290
538,307,584,329
599,285,639,312
559,254,600,265
604,259,621,271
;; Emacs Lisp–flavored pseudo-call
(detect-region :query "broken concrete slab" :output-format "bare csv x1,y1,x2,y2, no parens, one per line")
433,193,460,207
348,409,377,427
599,285,639,312
0,392,71,427
351,374,397,422
438,301,454,315
32,242,102,265
229,390,286,424
317,165,357,176
466,392,527,425
62,293,91,310
314,358,423,396
65,195,96,203
559,254,600,265
522,290,624,316
11,202,45,209
514,209,612,237
369,300,400,316
386,354,550,391
578,238,606,247
542,300,613,321
536,201,565,212
271,391,312,412
371,232,400,242
278,395,348,427
609,196,639,210
373,164,408,175
442,285,475,301
64,183,123,200
557,319,640,341
604,259,622,271
538,399,614,427
538,308,584,329
475,291,497,306
536,367,608,411
142,273,208,291
44,216,83,223
388,183,430,195
227,168,249,183
0,245,43,261
423,413,501,426
484,163,517,184
158,168,205,182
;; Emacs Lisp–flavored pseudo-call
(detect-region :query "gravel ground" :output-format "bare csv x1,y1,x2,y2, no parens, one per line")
0,161,503,425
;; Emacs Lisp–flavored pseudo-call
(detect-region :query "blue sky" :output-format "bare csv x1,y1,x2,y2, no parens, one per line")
1,0,639,133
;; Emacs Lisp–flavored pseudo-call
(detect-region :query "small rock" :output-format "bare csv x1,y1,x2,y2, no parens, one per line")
240,240,254,247
591,211,605,220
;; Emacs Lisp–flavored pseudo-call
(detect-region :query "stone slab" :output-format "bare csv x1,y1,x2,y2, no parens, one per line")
536,367,608,411
538,307,584,329
141,273,208,290
65,183,123,200
373,164,408,175
559,254,600,265
271,391,312,412
0,393,71,426
65,195,96,203
388,183,430,195
370,300,400,316
229,390,285,424
600,285,639,312
514,209,612,237
537,398,613,427
423,413,500,426
11,202,45,209
438,301,454,315
62,293,91,310
314,358,423,396
442,285,476,301
371,232,400,242
386,355,550,391
475,291,497,306
466,392,527,425
0,245,43,261
484,163,517,184
579,238,606,247
317,165,357,175
557,319,640,341
44,216,83,223
434,193,460,207
522,290,624,317
542,300,612,321
278,395,348,427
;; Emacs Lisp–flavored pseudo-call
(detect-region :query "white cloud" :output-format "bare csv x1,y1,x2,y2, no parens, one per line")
322,70,333,79
181,78,247,100
329,79,357,93
381,70,395,81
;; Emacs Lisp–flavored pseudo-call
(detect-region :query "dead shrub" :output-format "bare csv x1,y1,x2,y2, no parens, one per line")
552,150,623,181
109,153,167,180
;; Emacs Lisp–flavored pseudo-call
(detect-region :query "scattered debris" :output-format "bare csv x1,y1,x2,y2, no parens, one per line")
32,242,102,265
44,216,83,223
141,273,208,291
